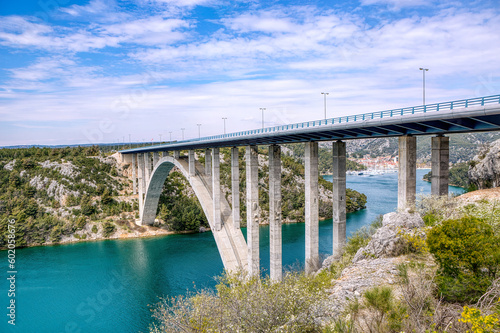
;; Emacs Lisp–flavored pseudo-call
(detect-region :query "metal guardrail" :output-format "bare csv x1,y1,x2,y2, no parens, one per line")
125,94,500,151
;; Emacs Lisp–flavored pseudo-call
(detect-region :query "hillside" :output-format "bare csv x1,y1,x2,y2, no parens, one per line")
0,146,367,248
342,132,500,164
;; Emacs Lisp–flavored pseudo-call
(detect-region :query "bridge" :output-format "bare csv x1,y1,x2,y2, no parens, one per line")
119,94,500,279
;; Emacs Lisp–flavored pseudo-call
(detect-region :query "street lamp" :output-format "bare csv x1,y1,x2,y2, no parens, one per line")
419,68,429,105
128,134,131,148
321,92,329,119
222,117,227,134
181,128,185,140
259,108,266,129
169,131,172,142
159,134,162,143
197,124,201,139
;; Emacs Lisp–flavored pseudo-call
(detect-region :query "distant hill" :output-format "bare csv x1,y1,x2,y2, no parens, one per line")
340,132,500,164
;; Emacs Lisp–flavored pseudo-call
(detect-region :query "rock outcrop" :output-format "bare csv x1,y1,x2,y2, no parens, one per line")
352,209,424,262
469,138,500,189
322,210,426,316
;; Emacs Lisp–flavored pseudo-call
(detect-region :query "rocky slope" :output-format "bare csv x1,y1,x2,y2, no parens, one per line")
321,210,425,316
469,138,500,189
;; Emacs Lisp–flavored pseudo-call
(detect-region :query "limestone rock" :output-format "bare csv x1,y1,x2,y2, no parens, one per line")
352,210,424,262
3,160,15,171
382,210,424,229
469,138,500,189
323,257,408,317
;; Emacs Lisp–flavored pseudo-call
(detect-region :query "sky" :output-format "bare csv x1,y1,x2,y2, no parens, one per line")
0,0,499,146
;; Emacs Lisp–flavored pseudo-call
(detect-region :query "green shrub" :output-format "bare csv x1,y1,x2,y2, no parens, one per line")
50,226,62,243
76,216,87,230
102,222,115,238
427,216,500,302
150,270,332,333
91,224,98,233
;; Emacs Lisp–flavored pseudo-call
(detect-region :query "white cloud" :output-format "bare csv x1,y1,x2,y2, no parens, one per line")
0,14,191,52
1,2,500,145
59,0,129,23
360,0,434,10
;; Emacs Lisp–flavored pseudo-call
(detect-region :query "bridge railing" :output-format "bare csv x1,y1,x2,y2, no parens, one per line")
160,94,500,146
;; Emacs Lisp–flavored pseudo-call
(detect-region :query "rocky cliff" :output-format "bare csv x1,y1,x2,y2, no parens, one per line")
468,138,500,189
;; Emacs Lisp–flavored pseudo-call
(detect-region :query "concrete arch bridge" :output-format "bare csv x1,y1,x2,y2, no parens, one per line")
119,94,500,280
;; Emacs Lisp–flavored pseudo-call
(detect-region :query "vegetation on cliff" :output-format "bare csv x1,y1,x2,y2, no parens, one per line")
0,145,366,248
0,146,138,248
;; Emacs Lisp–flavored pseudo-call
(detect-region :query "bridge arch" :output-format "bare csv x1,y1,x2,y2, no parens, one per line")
140,155,248,272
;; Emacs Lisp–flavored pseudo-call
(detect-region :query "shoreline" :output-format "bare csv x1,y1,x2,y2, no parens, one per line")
0,226,197,251
4,214,345,251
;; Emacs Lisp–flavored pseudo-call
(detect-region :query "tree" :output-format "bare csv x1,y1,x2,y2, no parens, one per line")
427,216,500,302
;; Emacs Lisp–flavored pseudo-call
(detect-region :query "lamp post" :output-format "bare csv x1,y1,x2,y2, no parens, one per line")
181,128,185,140
169,131,172,142
419,68,429,105
260,108,266,129
159,134,162,143
128,134,131,148
321,92,329,119
222,117,227,134
197,124,201,139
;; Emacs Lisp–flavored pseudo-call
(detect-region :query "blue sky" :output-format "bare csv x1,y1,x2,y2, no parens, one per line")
0,0,499,146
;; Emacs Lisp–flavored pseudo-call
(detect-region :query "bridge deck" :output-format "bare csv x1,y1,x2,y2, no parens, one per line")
121,95,500,153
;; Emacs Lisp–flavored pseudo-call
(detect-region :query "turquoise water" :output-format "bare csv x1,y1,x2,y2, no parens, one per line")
0,169,464,333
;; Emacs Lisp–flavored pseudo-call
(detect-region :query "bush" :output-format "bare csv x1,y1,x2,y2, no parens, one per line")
150,270,332,333
427,216,500,303
76,216,87,230
102,222,115,238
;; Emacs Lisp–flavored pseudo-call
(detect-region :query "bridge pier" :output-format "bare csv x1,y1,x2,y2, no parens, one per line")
431,135,449,196
205,149,212,177
173,150,180,159
144,153,151,186
332,141,346,258
398,136,417,209
138,153,145,219
305,142,319,273
212,148,222,231
132,154,137,195
269,145,282,281
188,150,195,177
153,152,159,167
246,145,260,276
231,147,240,230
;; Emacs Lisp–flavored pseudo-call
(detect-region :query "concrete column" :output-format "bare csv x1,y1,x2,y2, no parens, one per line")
231,147,240,230
212,148,221,231
153,152,159,168
246,145,260,276
144,153,151,187
205,148,212,177
332,141,346,258
162,151,170,157
305,142,319,273
132,154,137,195
137,153,145,216
398,136,417,209
269,145,282,281
431,135,449,196
188,149,195,177
173,150,180,159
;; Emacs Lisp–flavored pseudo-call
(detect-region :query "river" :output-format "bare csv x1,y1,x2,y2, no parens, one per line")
1,169,464,333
